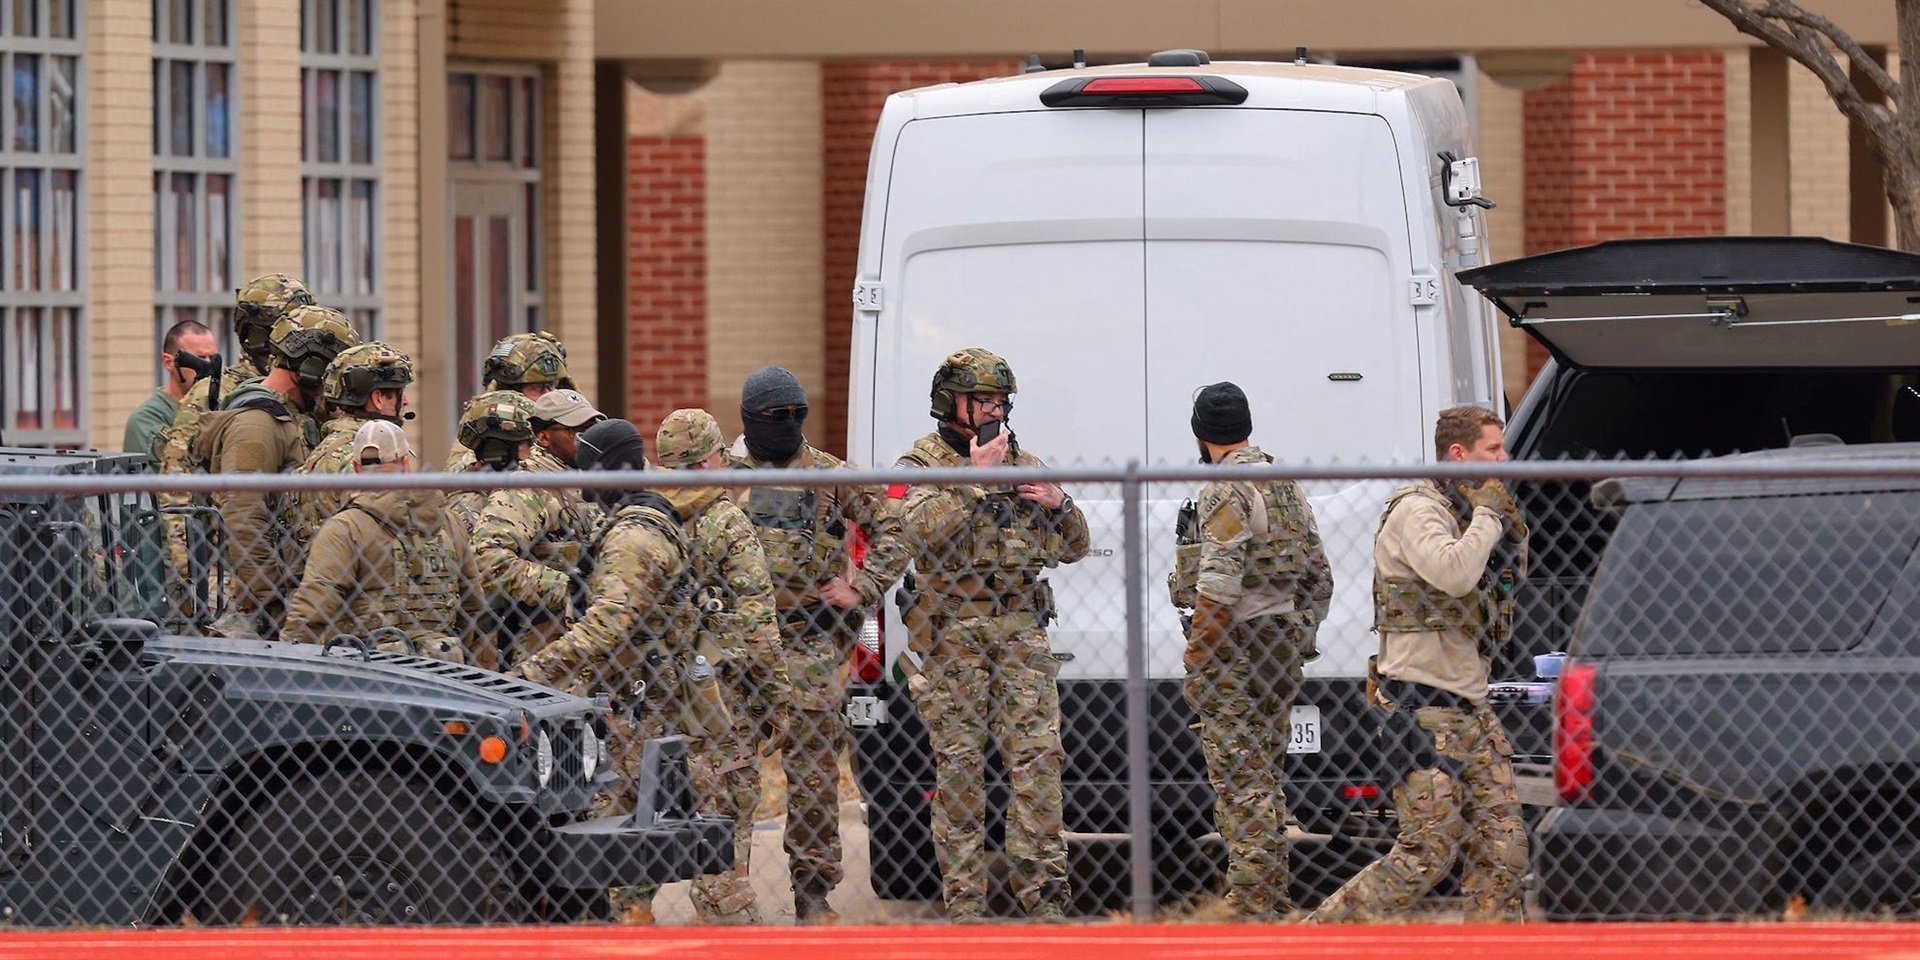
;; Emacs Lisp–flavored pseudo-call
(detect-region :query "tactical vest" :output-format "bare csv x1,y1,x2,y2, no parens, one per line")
573,497,698,696
1168,479,1314,609
212,381,310,545
898,434,1064,577
364,520,467,660
738,447,844,590
1371,485,1496,634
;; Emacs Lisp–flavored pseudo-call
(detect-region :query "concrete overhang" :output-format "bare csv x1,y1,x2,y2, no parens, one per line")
596,0,1899,61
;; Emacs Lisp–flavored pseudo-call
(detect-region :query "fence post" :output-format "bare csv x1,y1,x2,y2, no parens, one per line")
1122,459,1154,922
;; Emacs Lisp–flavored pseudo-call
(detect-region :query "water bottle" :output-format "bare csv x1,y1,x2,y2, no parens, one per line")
684,654,733,738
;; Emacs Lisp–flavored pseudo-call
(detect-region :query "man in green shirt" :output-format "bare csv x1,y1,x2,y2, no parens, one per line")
124,319,218,467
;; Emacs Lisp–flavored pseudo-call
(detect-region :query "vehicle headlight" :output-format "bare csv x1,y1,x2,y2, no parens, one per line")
580,724,600,781
534,730,554,788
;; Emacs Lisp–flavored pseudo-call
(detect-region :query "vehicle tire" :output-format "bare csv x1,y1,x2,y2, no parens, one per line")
867,806,944,900
1812,843,1920,916
201,771,528,924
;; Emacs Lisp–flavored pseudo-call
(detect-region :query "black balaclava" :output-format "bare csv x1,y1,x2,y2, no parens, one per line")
1191,381,1252,463
741,364,809,463
577,418,651,509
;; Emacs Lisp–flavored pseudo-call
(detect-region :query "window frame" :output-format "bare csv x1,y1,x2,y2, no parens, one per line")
1,0,87,447
151,0,240,366
299,0,381,340
446,61,543,406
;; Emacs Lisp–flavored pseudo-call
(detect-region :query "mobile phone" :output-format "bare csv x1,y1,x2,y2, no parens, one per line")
975,420,1003,444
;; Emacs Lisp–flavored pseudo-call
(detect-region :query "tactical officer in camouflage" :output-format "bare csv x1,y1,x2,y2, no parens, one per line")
894,348,1088,923
470,388,605,666
289,340,414,544
193,305,361,639
443,331,570,473
282,420,494,667
1172,382,1333,920
1310,405,1528,923
158,274,316,616
653,407,786,925
448,391,536,537
727,365,911,925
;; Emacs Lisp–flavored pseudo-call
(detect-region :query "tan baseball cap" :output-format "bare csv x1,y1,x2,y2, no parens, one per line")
353,419,414,467
530,388,604,428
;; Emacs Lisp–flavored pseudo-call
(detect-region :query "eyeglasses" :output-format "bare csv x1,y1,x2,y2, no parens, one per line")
970,396,1012,414
753,405,809,423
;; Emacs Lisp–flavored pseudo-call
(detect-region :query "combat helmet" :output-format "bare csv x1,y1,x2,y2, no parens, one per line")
458,390,535,469
233,274,317,360
654,408,724,469
929,347,1016,420
323,341,415,411
483,331,570,389
269,305,363,390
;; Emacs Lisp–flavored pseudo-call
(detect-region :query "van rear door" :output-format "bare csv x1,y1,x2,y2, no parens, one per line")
867,109,1145,678
1143,108,1422,679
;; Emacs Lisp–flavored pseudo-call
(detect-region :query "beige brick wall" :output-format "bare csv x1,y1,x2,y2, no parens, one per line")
545,0,599,407
1724,47,1752,235
1787,55,1850,239
448,0,567,61
702,60,825,435
87,0,157,450
238,0,303,278
1476,69,1531,406
382,0,430,453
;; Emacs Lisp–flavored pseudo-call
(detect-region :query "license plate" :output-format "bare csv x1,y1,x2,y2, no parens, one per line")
1288,705,1321,755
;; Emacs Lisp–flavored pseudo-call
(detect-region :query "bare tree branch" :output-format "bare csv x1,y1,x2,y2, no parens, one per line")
1699,0,1900,151
1764,0,1900,101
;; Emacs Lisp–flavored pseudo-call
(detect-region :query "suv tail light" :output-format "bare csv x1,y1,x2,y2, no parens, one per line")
1554,661,1598,805
851,614,883,683
1040,75,1249,108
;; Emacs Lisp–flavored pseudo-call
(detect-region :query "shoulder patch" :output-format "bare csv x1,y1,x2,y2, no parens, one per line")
886,483,909,499
1202,502,1247,542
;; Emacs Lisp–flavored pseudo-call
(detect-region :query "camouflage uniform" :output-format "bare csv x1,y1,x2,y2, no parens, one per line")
1310,480,1526,922
448,391,536,537
469,446,600,665
158,275,314,610
652,408,785,925
443,331,569,473
192,308,360,639
728,437,911,916
894,348,1088,921
1172,445,1333,918
290,342,414,544
281,488,493,667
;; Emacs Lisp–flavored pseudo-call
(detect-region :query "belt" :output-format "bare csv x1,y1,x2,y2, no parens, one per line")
930,590,1035,620
1378,678,1472,711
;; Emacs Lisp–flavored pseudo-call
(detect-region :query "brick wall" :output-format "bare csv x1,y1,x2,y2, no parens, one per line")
1787,55,1850,240
86,0,155,449
819,59,1021,458
238,0,303,280
626,136,708,433
1521,51,1727,376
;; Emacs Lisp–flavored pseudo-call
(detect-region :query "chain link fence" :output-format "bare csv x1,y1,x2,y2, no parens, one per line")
3,450,1918,925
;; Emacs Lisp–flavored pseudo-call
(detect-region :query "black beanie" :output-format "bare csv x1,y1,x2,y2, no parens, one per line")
577,418,648,472
1191,382,1253,445
741,365,808,414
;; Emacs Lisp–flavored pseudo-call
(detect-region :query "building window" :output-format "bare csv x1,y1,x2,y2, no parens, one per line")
152,0,238,363
300,0,379,339
448,65,539,405
2,0,83,446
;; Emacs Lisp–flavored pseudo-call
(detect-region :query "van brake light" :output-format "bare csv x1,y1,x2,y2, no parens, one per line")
1041,75,1249,108
850,612,883,683
1554,661,1598,805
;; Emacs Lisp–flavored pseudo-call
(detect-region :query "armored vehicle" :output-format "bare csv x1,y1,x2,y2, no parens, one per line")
0,449,728,925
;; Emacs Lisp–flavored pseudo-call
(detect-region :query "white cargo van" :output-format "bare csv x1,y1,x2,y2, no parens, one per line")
841,51,1504,903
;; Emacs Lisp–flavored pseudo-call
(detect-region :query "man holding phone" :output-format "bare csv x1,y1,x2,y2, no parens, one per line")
125,319,219,467
893,347,1088,923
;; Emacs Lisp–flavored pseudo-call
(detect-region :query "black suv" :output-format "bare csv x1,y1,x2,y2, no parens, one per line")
1535,443,1920,918
0,449,730,925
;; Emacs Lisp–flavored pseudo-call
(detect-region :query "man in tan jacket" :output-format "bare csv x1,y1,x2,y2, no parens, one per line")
1311,405,1528,923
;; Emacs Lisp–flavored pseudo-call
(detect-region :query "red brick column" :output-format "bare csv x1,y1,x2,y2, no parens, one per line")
820,59,1022,458
1521,51,1727,377
626,135,707,436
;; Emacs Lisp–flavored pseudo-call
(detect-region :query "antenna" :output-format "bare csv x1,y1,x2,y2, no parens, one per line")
1073,48,1086,69
1024,54,1045,74
1295,46,1309,65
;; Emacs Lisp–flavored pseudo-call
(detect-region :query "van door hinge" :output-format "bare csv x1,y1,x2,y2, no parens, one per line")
853,282,884,314
1409,273,1440,306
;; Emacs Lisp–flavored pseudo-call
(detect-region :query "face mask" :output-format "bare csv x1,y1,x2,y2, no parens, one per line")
742,414,805,463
